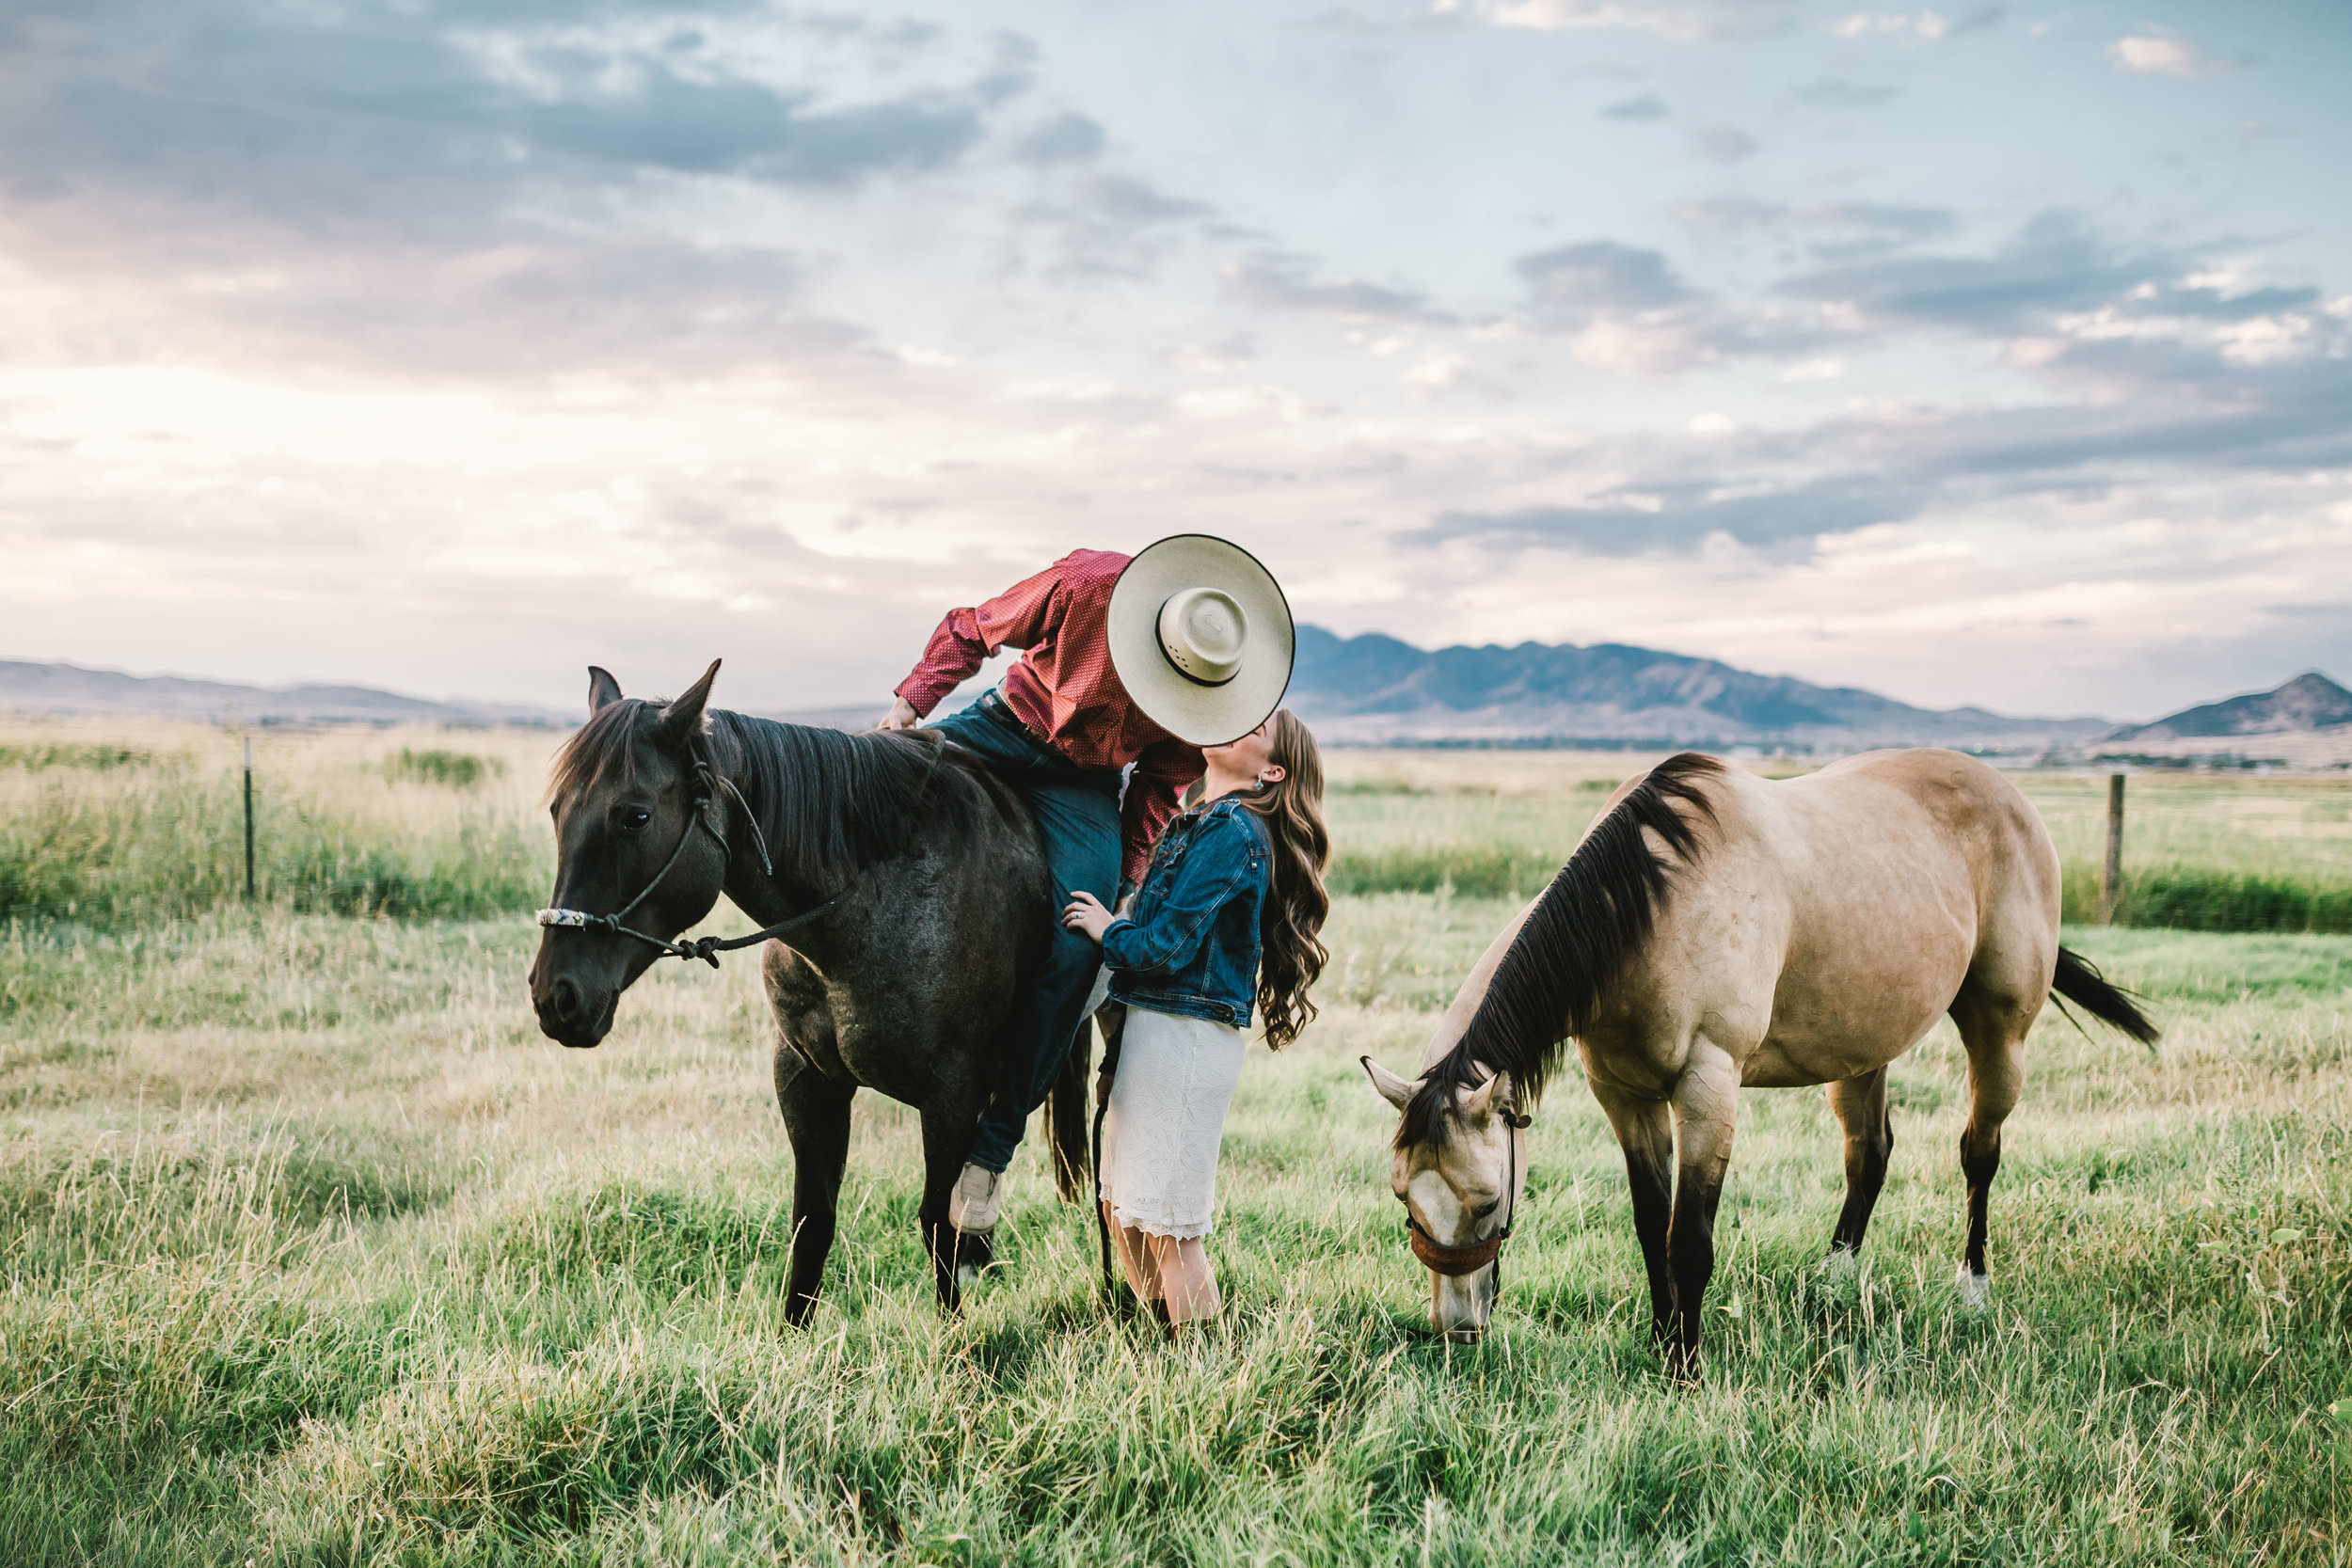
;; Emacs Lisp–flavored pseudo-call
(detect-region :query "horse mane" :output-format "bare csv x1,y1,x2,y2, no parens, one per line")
709,710,975,890
1398,752,1724,1149
547,699,970,891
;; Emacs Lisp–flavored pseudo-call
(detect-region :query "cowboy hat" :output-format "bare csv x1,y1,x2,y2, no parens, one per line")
1106,534,1295,746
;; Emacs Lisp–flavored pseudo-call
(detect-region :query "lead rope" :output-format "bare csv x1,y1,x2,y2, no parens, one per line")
1494,1105,1528,1297
1091,1003,1124,1303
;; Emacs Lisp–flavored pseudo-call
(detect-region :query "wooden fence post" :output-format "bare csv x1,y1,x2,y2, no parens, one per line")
2099,772,2124,926
244,735,256,901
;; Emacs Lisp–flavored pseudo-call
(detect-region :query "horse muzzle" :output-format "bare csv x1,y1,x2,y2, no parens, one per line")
530,965,619,1049
1430,1263,1499,1343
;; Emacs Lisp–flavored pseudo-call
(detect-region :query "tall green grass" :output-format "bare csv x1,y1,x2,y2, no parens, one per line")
0,721,550,927
0,767,544,923
0,908,2342,1564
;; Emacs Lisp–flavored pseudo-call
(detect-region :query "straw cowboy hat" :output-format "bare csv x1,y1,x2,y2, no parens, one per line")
1106,534,1295,747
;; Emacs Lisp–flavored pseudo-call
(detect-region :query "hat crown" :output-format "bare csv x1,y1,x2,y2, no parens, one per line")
1157,587,1248,686
1106,533,1293,746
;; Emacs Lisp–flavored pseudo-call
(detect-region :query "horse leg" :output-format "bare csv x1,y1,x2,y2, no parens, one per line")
1588,1081,1677,1349
1826,1066,1894,1259
1949,981,2031,1308
919,1098,991,1312
774,1047,856,1329
1664,1048,1740,1383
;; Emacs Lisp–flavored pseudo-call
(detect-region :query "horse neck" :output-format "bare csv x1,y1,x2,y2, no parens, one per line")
708,712,831,924
707,711,935,927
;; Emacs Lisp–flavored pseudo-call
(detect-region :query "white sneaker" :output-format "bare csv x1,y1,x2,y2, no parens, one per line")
947,1164,1004,1235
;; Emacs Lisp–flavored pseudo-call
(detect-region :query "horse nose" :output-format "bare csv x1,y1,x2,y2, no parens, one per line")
549,975,584,1023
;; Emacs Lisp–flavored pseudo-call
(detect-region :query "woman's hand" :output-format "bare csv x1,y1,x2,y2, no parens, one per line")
876,695,921,731
1061,890,1117,943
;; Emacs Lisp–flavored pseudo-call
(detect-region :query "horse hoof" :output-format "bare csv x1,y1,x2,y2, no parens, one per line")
955,1263,981,1292
1954,1266,1990,1311
1820,1248,1859,1282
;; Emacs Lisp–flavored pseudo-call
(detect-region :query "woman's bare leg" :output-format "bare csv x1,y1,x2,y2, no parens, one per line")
1105,1204,1163,1303
1150,1235,1220,1326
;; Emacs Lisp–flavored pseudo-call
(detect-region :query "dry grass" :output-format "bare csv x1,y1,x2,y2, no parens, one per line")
0,728,2346,1563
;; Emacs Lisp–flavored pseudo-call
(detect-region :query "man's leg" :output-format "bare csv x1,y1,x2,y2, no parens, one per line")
951,772,1120,1232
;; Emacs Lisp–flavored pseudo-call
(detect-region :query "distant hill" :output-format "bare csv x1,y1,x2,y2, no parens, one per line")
0,660,564,726
2104,671,2352,742
2092,671,2352,768
1284,626,2109,749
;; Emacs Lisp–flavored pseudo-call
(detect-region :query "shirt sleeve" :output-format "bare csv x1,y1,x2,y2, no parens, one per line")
1120,736,1205,889
892,560,1069,718
1100,813,1255,977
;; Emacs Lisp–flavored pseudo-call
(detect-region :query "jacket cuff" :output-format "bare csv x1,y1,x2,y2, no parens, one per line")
1099,919,1132,969
892,675,946,718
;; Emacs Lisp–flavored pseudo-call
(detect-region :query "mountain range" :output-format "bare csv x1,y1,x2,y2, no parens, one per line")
0,659,561,726
5,643,2345,760
1281,627,2109,750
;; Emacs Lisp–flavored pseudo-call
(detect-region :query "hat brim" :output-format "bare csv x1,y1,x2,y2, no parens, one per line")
1107,535,1295,747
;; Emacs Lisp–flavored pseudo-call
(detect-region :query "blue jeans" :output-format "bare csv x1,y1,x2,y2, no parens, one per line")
930,691,1121,1173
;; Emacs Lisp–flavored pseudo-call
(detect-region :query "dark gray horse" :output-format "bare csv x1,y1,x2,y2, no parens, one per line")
528,660,1091,1322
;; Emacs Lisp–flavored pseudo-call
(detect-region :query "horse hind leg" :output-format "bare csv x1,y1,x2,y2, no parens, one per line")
1663,1048,1740,1384
1825,1066,1894,1260
918,1099,992,1312
1948,979,2033,1309
773,1044,856,1329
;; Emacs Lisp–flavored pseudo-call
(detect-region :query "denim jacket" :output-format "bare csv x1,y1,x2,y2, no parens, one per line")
1102,791,1270,1027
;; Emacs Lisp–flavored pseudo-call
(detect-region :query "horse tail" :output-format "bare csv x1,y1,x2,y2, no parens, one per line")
2051,946,2159,1045
1044,1018,1093,1202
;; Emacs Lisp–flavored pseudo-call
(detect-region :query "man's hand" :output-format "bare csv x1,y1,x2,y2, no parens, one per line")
1061,890,1117,944
877,695,921,731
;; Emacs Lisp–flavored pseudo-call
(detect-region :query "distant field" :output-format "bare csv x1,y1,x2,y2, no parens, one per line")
1321,747,2352,932
5,720,2347,934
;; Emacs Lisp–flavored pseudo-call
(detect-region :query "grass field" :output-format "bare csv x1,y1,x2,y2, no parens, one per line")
2,722,2349,1564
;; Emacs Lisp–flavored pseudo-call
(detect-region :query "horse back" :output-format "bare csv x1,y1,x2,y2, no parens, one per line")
1603,749,2058,1089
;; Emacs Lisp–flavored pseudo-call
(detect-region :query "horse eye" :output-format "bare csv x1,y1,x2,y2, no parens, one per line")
619,805,652,832
1472,1198,1502,1219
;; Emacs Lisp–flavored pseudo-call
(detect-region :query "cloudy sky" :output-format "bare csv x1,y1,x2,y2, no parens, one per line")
3,0,2346,722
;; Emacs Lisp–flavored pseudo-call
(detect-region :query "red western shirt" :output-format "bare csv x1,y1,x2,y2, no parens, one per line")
895,549,1206,888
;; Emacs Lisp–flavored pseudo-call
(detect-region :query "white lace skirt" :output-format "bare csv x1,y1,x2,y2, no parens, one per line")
1102,1007,1247,1240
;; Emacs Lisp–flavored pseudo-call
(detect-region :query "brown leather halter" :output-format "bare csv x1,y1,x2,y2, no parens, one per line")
1404,1103,1533,1279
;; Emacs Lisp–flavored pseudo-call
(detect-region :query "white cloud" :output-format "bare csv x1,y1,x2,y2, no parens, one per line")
1569,318,1719,374
1433,0,1793,42
2107,35,2230,78
1829,8,2002,41
0,0,2344,723
1402,354,1470,394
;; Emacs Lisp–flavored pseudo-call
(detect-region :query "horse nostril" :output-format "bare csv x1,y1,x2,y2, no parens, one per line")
551,977,582,1021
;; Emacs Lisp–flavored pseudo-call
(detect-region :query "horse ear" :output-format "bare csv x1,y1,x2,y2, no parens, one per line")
1361,1056,1419,1111
1458,1074,1497,1120
588,666,624,715
655,659,722,750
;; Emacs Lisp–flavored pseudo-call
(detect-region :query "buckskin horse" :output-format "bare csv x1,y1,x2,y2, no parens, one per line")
1361,749,2157,1378
528,661,1093,1323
